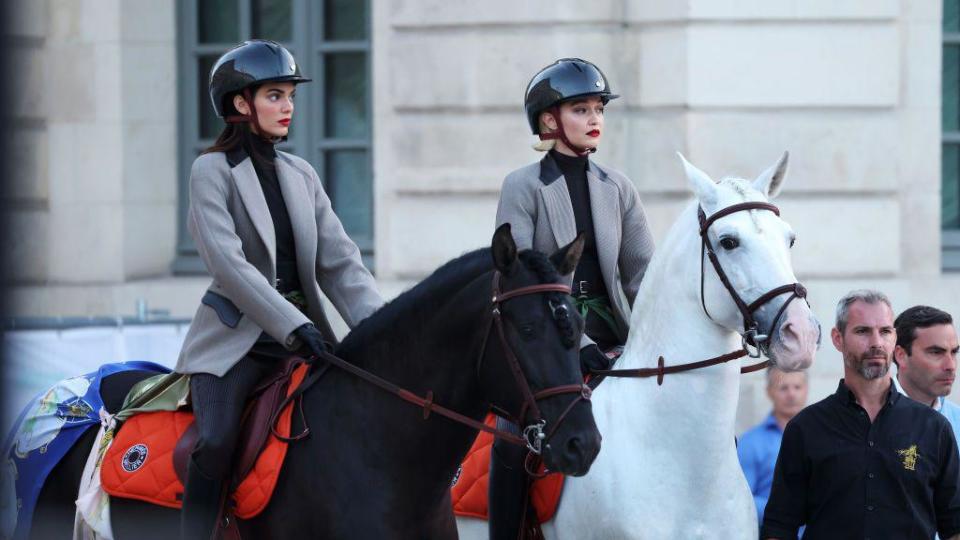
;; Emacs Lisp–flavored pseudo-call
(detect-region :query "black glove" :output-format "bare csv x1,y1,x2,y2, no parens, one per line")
580,344,612,375
294,323,330,358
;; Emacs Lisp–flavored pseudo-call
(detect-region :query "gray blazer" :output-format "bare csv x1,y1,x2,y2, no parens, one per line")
176,151,383,377
495,154,655,347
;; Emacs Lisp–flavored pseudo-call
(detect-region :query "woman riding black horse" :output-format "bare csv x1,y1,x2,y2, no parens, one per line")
175,40,383,539
488,58,656,539
34,226,601,539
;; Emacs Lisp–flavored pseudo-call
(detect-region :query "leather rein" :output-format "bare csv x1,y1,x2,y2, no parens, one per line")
277,272,590,454
592,201,807,384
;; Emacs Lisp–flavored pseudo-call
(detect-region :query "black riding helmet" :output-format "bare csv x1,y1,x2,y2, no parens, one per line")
208,40,311,119
524,58,619,135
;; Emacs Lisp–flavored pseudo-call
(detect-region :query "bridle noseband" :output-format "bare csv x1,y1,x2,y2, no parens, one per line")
482,272,592,455
698,202,808,358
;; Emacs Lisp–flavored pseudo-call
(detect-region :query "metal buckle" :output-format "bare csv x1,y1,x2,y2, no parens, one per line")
742,327,768,359
548,299,569,320
523,419,547,455
578,280,588,296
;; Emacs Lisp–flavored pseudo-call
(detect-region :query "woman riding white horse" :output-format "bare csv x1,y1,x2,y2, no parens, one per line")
459,153,820,539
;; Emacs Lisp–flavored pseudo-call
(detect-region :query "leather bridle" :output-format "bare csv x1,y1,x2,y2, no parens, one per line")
591,201,809,384
479,272,592,454
697,202,808,358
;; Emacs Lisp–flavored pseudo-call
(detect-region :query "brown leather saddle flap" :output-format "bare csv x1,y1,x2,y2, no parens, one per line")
173,357,304,486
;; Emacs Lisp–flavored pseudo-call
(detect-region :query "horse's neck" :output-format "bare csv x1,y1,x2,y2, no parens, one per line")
598,209,743,443
318,272,491,459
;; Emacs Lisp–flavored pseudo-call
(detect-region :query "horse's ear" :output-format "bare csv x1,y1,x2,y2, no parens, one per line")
752,151,789,199
492,223,518,274
550,233,585,277
677,152,717,208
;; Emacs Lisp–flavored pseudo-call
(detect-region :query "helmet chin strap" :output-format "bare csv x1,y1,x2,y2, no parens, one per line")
224,88,284,143
538,106,596,156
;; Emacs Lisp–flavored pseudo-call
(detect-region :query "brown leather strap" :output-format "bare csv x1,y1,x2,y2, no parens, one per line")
493,283,572,303
591,349,749,385
698,202,780,236
309,347,526,447
740,359,771,374
746,283,807,314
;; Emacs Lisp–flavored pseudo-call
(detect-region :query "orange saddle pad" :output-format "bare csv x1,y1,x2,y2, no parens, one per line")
451,414,565,524
101,363,308,519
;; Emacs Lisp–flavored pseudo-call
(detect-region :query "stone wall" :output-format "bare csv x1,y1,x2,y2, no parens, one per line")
3,0,206,319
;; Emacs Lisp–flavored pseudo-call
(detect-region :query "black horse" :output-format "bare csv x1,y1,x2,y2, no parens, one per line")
31,224,601,539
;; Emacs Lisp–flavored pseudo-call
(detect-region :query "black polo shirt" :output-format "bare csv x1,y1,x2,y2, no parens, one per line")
761,379,960,540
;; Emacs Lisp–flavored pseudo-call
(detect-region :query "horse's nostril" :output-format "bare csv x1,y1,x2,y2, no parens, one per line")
566,437,583,460
781,322,796,339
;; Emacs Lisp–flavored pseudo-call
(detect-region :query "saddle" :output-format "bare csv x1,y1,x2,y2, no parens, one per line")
451,414,565,525
101,358,312,519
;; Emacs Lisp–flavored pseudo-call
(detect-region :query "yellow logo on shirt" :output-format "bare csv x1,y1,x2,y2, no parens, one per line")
897,445,919,471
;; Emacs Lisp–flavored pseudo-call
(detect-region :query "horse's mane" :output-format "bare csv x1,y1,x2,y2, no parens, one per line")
339,247,571,353
338,248,492,353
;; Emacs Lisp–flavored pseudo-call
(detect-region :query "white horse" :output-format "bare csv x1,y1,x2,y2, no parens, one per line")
458,153,821,539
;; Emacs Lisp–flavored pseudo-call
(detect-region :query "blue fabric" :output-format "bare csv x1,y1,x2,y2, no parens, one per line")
737,413,782,525
1,361,169,540
939,397,960,446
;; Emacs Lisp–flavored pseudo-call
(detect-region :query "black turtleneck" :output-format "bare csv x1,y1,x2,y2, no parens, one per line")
226,136,301,294
549,150,618,348
550,150,603,293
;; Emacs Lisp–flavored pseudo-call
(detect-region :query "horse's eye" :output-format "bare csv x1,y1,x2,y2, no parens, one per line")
719,236,739,250
789,235,796,248
518,324,535,338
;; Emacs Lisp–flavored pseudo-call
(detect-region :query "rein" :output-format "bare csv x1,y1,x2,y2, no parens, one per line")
589,349,768,387
593,200,808,385
271,271,590,453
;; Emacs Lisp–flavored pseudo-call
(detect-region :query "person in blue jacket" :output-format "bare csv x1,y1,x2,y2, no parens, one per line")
737,366,808,525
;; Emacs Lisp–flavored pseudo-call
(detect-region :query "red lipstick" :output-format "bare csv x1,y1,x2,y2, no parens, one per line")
587,130,600,137
279,119,291,126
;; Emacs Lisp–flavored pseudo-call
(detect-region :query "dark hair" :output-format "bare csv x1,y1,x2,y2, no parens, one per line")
894,305,953,357
202,86,274,169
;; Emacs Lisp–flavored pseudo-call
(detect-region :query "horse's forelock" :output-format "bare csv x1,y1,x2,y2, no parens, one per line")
715,177,769,231
517,250,561,284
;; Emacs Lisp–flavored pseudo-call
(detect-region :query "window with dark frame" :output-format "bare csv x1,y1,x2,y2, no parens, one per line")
174,0,373,274
944,0,960,270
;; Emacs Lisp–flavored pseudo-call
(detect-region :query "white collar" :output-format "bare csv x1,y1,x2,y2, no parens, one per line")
893,368,942,410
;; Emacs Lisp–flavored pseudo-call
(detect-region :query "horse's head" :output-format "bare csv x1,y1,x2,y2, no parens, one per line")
478,224,601,476
679,152,820,371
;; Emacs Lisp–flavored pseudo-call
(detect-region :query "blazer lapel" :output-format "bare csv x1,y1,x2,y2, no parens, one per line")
276,157,318,277
232,158,276,267
540,172,577,251
587,164,621,293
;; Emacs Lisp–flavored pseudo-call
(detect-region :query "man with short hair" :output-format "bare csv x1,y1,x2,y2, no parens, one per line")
894,305,960,440
762,290,960,540
738,368,809,525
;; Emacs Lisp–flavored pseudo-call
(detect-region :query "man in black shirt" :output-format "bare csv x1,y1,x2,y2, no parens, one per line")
762,289,960,540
